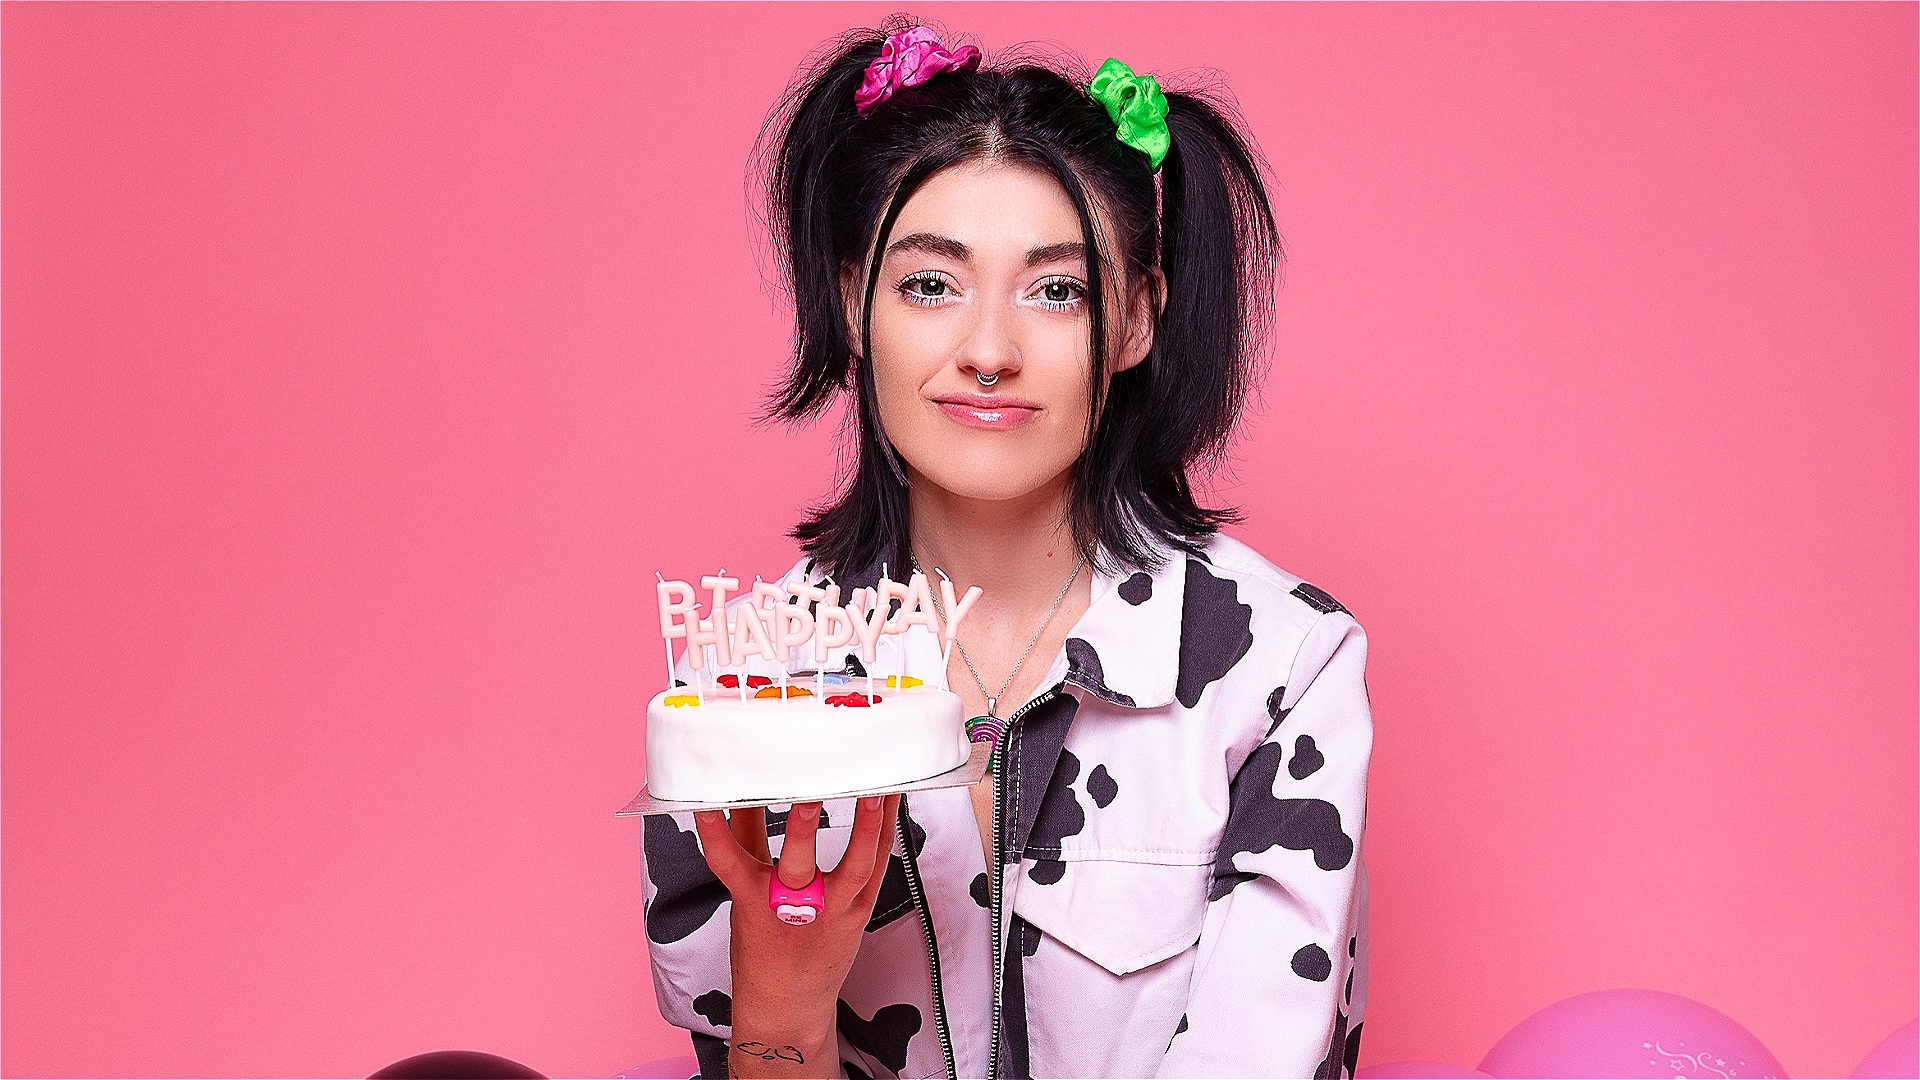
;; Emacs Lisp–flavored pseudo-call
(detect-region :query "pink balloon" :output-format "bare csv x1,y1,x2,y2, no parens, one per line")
1850,1018,1918,1080
1359,1063,1494,1079
609,1056,698,1080
1479,989,1787,1079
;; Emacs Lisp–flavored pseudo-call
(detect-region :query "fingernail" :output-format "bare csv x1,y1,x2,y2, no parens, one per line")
861,797,882,811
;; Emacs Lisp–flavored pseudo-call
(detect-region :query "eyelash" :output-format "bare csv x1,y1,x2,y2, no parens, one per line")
896,272,955,307
1032,275,1087,311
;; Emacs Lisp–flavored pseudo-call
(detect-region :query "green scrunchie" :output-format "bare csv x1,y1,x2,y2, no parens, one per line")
1088,57,1170,170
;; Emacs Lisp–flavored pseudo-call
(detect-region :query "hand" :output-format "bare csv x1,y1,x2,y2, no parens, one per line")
692,794,901,1079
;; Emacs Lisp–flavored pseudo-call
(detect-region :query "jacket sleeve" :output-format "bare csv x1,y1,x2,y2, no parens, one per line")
640,809,737,1079
640,631,751,1080
1159,609,1373,1079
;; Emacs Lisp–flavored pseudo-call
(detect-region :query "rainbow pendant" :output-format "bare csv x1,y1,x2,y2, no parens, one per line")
965,714,1005,771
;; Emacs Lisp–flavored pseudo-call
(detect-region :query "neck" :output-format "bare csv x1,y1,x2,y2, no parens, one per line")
906,467,1088,619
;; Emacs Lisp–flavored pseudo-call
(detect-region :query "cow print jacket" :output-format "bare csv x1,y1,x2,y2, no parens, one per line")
641,534,1372,1079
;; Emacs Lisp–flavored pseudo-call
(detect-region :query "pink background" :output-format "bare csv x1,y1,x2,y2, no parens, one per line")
4,3,1914,1077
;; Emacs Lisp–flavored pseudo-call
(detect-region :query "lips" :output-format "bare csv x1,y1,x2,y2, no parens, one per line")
931,392,1042,430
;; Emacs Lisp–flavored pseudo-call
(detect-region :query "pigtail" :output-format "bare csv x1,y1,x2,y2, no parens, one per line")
759,29,890,421
1156,88,1280,465
1071,86,1279,572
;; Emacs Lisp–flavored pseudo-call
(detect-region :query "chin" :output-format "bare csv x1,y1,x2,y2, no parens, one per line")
907,452,1074,504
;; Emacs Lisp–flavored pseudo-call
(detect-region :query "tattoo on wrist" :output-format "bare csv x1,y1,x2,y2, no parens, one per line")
732,1041,804,1065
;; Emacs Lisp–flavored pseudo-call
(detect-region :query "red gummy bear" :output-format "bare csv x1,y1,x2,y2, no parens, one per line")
824,692,883,707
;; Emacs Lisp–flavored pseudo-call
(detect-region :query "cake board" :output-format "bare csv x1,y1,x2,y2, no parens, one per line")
616,739,993,817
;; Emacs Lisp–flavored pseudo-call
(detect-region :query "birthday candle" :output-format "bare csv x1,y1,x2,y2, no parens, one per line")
865,577,884,699
899,572,941,683
699,572,739,667
873,567,905,683
896,573,939,635
846,587,885,697
815,581,847,706
731,602,777,665
656,574,697,690
936,570,983,668
813,584,852,662
773,599,814,668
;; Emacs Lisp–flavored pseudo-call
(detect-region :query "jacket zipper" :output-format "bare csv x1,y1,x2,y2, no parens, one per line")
987,686,1061,1080
898,795,957,1080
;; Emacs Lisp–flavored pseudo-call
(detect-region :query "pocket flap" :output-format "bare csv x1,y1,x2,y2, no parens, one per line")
1011,858,1208,976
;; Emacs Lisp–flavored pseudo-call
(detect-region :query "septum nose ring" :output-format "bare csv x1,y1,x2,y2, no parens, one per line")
976,370,1000,387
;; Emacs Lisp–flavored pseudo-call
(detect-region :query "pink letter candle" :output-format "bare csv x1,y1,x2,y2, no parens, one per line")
774,602,814,665
812,584,853,661
938,576,983,666
699,573,739,667
847,587,886,664
730,602,777,664
656,577,696,685
895,572,940,636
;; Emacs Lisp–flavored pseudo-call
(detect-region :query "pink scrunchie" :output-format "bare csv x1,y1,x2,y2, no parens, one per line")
854,27,982,116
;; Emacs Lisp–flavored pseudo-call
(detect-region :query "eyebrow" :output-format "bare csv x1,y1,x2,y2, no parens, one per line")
883,233,1090,268
1023,241,1089,267
885,233,971,262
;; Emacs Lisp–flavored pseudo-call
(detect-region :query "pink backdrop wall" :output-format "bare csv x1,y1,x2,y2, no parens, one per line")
4,4,1913,1077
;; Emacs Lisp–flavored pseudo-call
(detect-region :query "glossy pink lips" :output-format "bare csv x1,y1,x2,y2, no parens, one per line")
932,393,1041,430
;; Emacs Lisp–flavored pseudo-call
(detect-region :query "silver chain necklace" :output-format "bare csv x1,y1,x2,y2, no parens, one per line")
914,551,1087,721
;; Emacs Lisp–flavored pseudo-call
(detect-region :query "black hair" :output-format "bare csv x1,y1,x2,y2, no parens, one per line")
757,18,1279,581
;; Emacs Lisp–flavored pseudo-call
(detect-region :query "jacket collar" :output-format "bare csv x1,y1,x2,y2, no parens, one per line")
1058,542,1188,710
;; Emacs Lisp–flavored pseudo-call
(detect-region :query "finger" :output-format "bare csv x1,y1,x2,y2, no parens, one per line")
831,795,890,894
774,802,822,889
729,806,771,865
851,795,902,911
690,810,761,891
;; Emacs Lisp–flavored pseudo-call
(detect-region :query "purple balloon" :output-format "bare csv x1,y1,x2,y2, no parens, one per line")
1850,1018,1918,1080
1479,989,1787,1079
1358,1063,1494,1079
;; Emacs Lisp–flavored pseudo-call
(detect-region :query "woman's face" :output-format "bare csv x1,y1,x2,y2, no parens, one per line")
852,161,1153,506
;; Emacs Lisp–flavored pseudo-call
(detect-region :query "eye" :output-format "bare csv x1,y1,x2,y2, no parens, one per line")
898,273,957,306
1032,276,1086,310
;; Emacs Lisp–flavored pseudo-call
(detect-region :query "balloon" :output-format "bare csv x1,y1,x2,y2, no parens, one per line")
609,1057,699,1080
1479,989,1786,1079
369,1051,545,1079
1850,1019,1918,1080
1358,1063,1494,1078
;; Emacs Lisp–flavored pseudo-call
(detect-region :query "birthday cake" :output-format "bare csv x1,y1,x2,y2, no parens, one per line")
643,569,980,804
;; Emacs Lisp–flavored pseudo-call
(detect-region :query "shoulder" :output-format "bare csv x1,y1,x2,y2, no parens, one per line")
1190,533,1356,626
1173,534,1366,719
1181,533,1362,663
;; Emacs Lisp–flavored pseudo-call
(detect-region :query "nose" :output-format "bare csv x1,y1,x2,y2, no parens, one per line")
958,299,1020,386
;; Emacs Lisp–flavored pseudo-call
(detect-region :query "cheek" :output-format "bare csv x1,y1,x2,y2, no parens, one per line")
867,311,944,419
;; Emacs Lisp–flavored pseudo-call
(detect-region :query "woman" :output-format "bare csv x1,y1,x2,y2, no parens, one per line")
641,22,1372,1079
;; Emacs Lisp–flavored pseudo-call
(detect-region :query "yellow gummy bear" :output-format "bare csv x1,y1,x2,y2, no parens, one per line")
663,693,700,707
885,675,923,689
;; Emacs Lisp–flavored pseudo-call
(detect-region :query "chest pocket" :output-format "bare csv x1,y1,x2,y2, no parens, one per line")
1010,854,1210,976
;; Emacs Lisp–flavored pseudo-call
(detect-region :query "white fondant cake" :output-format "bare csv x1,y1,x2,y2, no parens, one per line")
643,680,971,803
